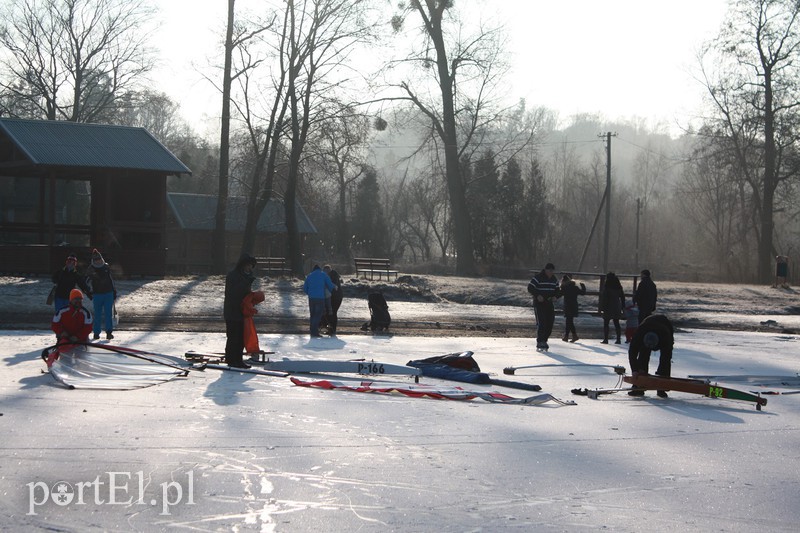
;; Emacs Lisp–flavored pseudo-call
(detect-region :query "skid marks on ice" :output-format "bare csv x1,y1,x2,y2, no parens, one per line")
168,448,418,529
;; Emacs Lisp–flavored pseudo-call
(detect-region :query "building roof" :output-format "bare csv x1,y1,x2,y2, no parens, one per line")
167,192,317,234
0,118,191,175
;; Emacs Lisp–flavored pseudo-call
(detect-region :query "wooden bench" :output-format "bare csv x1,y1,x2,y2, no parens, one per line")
255,257,291,276
354,258,398,281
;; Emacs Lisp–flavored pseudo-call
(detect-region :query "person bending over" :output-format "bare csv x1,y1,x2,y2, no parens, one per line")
628,314,674,398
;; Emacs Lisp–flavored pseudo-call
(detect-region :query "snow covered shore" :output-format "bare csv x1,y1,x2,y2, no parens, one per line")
2,274,800,334
2,328,799,531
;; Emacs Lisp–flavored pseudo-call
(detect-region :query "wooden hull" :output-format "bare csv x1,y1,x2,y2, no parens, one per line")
623,374,767,410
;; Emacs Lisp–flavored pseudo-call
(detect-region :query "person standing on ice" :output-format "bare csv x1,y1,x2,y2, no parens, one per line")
51,253,92,312
224,254,257,369
320,265,343,336
774,255,789,288
599,272,625,344
527,263,560,351
634,269,657,322
86,249,116,340
560,274,585,342
628,314,674,398
303,264,336,337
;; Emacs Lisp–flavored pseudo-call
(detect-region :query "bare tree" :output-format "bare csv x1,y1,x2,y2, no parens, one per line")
390,1,509,275
115,89,185,143
209,0,275,273
698,0,800,282
282,0,374,275
311,105,370,257
677,130,755,278
0,0,156,122
412,167,452,262
225,9,282,259
212,0,237,274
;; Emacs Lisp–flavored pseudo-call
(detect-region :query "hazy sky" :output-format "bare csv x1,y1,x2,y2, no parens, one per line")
150,0,730,137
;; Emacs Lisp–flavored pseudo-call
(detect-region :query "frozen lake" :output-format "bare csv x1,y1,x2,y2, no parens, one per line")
2,328,799,531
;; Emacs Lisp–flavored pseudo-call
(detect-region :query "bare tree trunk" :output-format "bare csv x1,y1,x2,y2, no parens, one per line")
213,0,236,274
759,70,777,283
423,4,474,275
284,0,305,277
285,91,304,275
336,173,349,254
240,151,271,256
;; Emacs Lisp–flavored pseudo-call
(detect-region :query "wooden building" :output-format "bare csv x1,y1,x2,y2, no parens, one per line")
166,192,318,274
0,119,191,276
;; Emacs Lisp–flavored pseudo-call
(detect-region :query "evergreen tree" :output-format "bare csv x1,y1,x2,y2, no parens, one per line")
498,157,525,263
520,158,550,263
353,167,388,257
467,149,500,262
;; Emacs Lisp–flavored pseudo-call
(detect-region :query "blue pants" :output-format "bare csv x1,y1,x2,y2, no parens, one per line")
93,292,114,335
308,298,325,336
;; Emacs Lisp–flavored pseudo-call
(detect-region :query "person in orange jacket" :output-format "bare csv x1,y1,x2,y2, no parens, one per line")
242,291,265,356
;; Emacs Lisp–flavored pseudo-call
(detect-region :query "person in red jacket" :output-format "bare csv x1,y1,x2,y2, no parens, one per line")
52,289,93,343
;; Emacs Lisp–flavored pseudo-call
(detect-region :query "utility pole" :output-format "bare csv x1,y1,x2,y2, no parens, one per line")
635,197,641,271
600,132,617,273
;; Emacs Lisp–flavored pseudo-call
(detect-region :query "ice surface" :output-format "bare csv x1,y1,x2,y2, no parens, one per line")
2,329,799,531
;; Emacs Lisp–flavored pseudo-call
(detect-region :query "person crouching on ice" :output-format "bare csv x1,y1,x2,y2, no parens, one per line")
48,289,93,367
628,314,674,398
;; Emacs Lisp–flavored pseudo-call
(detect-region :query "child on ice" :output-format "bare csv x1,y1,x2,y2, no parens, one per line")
560,274,586,342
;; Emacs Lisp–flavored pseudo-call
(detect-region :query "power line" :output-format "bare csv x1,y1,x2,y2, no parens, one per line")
615,136,690,164
370,138,603,150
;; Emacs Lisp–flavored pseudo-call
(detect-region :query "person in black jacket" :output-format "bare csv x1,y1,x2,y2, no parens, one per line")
51,253,92,313
86,249,116,340
599,272,625,344
628,314,674,398
634,269,657,322
224,254,257,368
560,274,586,342
320,265,343,335
527,263,560,351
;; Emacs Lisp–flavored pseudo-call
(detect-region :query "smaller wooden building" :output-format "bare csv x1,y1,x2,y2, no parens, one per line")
0,119,191,276
166,192,318,273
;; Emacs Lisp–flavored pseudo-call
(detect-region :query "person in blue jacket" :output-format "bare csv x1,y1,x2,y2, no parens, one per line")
303,264,335,337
